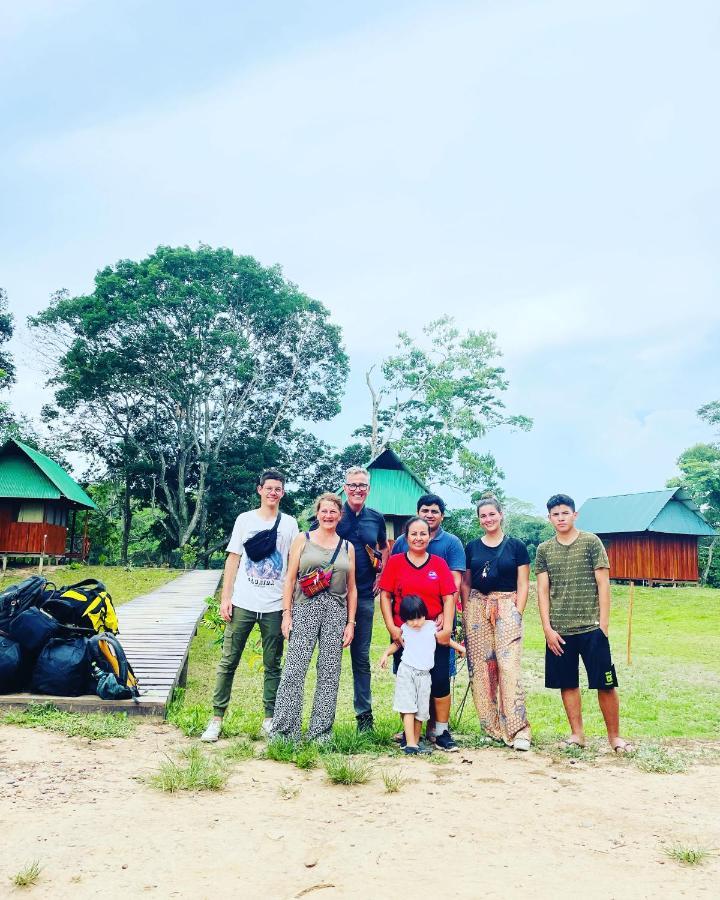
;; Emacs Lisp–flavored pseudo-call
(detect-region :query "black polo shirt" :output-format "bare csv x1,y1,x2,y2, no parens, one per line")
336,502,387,596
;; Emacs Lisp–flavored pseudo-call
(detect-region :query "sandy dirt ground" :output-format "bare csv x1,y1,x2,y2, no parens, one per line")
1,723,718,900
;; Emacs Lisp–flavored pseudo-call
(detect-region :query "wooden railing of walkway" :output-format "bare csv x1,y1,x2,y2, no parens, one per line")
0,569,221,717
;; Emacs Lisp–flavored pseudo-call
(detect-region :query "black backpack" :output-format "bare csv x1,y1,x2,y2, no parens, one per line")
0,576,54,633
31,637,90,696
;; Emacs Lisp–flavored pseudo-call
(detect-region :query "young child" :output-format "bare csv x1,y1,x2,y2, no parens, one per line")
380,594,466,755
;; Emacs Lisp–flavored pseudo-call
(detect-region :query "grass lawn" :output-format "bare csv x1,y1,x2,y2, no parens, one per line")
0,564,181,607
171,582,720,746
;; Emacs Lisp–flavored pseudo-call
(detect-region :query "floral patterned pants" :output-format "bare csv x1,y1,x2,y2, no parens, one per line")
463,589,531,745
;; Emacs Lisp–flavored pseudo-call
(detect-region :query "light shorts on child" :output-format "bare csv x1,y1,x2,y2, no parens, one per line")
393,660,431,721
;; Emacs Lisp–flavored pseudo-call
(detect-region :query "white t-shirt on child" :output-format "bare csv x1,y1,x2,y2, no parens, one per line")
400,621,437,671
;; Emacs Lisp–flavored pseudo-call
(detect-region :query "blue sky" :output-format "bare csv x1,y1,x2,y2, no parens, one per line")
2,0,719,513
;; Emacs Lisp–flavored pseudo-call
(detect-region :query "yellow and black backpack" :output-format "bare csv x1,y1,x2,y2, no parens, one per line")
43,579,120,635
87,632,140,700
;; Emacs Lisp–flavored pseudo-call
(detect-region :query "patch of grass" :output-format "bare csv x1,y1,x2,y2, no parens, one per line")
323,754,372,785
664,843,714,866
263,736,297,763
0,565,181,608
148,745,229,792
458,733,503,750
11,860,41,888
426,753,451,765
220,738,255,762
3,702,134,740
166,694,210,738
278,784,301,800
294,743,320,770
631,743,687,774
380,767,407,793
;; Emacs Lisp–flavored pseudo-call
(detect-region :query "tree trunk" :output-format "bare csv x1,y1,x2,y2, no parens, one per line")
702,535,717,585
120,472,132,565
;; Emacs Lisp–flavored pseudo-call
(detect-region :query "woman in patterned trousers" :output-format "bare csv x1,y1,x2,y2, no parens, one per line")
460,493,532,750
270,493,357,743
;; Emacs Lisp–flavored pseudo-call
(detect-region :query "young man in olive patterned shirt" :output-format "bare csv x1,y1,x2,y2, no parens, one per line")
535,493,632,753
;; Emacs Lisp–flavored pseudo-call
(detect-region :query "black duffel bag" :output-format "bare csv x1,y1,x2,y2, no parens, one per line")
0,635,23,693
31,637,90,696
8,607,62,653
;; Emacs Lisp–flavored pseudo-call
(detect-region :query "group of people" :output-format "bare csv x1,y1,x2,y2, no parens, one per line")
200,466,632,755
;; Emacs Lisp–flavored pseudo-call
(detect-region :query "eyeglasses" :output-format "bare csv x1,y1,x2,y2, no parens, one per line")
345,483,369,492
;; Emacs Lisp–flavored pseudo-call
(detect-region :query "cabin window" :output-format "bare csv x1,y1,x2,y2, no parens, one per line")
18,502,44,523
45,504,68,527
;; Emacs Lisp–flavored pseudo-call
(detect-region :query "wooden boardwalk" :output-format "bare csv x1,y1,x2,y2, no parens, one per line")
0,569,221,717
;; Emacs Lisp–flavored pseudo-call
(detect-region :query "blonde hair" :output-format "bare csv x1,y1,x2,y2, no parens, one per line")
314,492,343,515
476,492,503,516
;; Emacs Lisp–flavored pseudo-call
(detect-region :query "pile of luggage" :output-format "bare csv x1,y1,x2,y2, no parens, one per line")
0,576,140,701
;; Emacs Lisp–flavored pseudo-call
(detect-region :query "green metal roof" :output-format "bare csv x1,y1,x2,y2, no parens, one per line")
577,489,715,537
0,440,97,509
340,445,429,516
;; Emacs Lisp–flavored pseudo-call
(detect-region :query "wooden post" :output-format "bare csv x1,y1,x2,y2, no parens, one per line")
39,533,47,575
626,580,635,665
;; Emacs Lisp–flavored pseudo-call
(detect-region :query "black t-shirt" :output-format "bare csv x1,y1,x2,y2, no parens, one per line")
465,536,530,593
335,503,387,596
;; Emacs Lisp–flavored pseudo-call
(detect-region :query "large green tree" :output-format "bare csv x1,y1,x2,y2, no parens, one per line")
357,316,531,491
30,245,349,555
667,402,720,586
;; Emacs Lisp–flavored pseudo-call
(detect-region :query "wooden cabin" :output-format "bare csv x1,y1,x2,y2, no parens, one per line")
0,439,97,568
576,488,716,584
341,445,429,540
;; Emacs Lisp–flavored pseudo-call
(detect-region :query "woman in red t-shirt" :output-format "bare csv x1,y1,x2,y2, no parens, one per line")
379,516,457,748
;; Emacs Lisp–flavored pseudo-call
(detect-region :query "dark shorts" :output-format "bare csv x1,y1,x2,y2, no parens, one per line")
545,628,618,690
393,641,451,698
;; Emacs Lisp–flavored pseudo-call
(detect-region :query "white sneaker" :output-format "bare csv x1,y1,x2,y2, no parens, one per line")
513,738,531,752
261,717,273,736
200,718,222,742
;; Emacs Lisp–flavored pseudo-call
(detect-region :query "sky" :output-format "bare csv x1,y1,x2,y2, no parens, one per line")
1,0,718,513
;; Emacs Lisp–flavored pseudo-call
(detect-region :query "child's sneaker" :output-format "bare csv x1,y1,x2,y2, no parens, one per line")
403,745,420,755
200,718,222,742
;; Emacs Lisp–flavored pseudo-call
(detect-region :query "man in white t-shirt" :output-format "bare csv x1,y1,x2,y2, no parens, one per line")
201,469,299,742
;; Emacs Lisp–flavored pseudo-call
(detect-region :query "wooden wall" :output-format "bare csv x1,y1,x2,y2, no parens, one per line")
599,533,698,582
0,522,67,556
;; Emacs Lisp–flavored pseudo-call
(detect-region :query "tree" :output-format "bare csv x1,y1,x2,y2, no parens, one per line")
30,245,349,554
356,316,531,491
668,442,720,586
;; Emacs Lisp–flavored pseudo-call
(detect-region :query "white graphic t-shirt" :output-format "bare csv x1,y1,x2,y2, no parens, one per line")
226,511,299,613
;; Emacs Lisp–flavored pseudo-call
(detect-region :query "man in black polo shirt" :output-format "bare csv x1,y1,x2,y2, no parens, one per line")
337,465,389,732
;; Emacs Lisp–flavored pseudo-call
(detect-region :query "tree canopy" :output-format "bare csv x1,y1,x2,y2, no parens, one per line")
356,316,531,491
30,245,349,557
668,402,720,586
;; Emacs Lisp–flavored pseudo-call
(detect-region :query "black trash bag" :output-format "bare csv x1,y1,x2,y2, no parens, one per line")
0,635,23,693
31,637,90,696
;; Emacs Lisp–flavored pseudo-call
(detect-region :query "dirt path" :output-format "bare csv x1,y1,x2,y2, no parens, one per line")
2,724,718,899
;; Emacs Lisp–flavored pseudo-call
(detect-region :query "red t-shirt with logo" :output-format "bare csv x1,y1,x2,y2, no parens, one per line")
379,553,457,626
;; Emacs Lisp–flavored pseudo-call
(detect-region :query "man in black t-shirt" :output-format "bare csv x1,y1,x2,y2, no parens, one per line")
335,466,389,732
